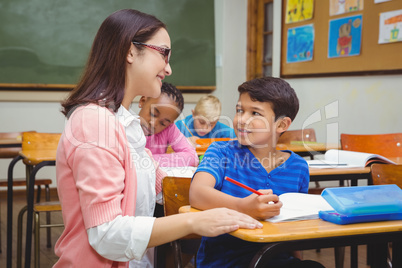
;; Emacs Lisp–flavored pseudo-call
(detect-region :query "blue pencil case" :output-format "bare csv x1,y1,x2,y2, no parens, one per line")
319,185,402,225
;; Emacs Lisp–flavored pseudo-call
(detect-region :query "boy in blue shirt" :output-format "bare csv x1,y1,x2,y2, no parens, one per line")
189,77,324,268
175,95,236,146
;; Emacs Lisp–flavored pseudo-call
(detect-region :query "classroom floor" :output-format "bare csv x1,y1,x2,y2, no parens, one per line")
1,190,372,268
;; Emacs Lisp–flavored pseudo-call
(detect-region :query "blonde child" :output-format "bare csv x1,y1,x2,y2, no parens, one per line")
175,95,236,146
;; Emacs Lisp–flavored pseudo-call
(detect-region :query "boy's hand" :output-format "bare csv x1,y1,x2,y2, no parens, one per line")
237,189,282,220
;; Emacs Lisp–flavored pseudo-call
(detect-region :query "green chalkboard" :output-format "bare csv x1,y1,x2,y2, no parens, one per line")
0,0,215,87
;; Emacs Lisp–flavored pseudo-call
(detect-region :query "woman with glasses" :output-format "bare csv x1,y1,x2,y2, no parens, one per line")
54,9,261,268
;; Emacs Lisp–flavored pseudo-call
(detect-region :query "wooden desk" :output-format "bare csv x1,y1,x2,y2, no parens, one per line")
310,166,371,186
277,142,339,155
1,137,22,264
310,157,402,186
6,149,57,268
0,138,22,149
180,206,402,268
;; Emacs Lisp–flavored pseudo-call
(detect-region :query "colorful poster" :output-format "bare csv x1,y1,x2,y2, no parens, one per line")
329,0,363,16
285,0,314,24
378,9,402,44
328,15,362,58
287,24,314,63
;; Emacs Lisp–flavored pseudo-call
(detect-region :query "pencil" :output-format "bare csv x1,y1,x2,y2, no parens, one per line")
183,122,194,137
225,177,264,195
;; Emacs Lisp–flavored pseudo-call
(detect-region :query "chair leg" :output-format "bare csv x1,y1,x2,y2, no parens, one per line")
387,242,392,268
0,201,2,253
36,185,41,203
17,205,28,268
172,240,184,268
34,210,40,268
45,185,51,248
334,246,345,268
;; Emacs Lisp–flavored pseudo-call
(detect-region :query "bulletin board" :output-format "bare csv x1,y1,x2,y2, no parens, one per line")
280,0,402,78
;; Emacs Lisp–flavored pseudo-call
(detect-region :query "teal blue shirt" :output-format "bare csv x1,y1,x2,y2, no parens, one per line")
175,115,236,139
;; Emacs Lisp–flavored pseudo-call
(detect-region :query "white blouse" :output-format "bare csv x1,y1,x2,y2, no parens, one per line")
87,105,161,266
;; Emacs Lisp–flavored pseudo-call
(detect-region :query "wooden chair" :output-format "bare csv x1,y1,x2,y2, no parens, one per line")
278,128,317,161
279,128,323,192
0,131,52,254
371,164,402,187
341,133,402,157
162,176,201,268
278,128,317,144
370,164,402,268
16,132,63,268
340,134,402,268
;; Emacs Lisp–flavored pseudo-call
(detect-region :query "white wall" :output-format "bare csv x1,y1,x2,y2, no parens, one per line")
215,0,402,144
213,0,248,128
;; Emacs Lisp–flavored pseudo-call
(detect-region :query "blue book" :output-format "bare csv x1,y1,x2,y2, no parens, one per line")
319,185,402,225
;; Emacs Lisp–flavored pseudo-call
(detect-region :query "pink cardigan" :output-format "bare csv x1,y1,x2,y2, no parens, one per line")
54,104,164,268
146,123,199,167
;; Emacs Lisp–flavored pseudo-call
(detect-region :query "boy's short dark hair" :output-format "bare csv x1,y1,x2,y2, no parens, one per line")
161,82,184,112
238,77,299,121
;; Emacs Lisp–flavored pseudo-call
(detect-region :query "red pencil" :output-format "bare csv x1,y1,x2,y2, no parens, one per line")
225,177,264,195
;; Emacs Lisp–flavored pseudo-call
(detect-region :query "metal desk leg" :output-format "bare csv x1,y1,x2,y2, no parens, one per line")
7,155,23,268
24,161,52,268
248,242,280,268
350,245,358,268
369,242,388,268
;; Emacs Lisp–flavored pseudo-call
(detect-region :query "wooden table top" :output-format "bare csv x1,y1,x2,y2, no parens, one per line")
309,166,371,176
19,149,57,165
0,138,22,146
179,206,402,243
276,142,340,153
309,157,402,176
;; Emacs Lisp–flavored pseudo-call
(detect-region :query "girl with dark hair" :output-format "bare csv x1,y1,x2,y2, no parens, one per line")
55,9,261,268
138,82,199,168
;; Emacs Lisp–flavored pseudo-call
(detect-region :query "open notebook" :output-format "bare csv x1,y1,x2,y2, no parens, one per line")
159,166,197,178
265,193,333,223
307,149,396,168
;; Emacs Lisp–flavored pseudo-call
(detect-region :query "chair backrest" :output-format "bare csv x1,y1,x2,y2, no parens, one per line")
162,176,200,240
162,176,192,217
0,131,35,158
278,128,317,144
22,132,61,151
341,133,402,157
371,164,402,188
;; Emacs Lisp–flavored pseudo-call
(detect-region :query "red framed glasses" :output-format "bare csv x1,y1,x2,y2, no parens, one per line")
132,41,171,64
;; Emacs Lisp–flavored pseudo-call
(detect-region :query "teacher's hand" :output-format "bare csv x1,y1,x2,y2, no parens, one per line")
190,207,263,237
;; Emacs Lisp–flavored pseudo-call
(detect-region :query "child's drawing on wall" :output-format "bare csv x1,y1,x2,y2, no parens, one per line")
329,0,363,16
379,9,402,44
286,0,314,24
328,15,362,58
